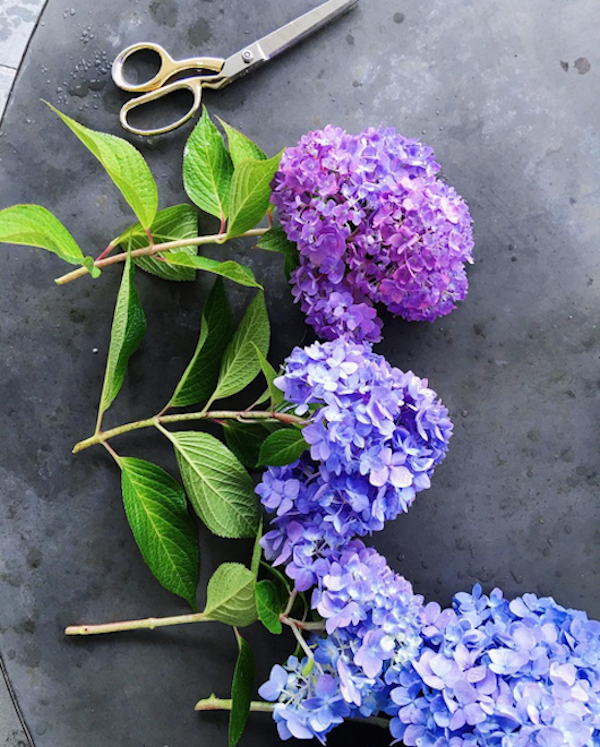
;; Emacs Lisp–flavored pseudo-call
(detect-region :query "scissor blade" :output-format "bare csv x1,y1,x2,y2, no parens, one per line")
257,0,358,59
214,0,358,86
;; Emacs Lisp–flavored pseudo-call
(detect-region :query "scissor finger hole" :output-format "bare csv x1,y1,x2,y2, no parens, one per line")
119,48,163,88
125,88,196,134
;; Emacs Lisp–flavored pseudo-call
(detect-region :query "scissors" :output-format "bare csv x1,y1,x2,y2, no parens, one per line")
112,0,359,136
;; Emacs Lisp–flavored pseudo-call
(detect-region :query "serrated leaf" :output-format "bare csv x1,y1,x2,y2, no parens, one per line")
251,519,263,578
46,103,158,228
163,253,262,289
251,342,284,409
212,291,270,402
229,632,256,747
227,153,282,238
0,204,94,269
169,277,234,408
120,457,199,608
255,580,283,635
256,226,300,280
116,205,199,281
217,117,267,166
99,253,146,413
258,429,308,467
166,431,258,538
202,562,256,626
223,423,270,469
184,107,233,219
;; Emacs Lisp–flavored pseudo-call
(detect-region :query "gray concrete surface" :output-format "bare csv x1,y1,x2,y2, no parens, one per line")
0,663,29,747
1,1,45,742
1,1,600,747
0,0,46,118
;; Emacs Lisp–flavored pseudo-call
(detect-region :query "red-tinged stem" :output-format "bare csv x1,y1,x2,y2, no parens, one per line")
96,241,116,262
102,441,121,465
54,228,267,285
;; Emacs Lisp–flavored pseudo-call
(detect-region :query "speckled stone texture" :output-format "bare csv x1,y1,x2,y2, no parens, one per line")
0,1,599,746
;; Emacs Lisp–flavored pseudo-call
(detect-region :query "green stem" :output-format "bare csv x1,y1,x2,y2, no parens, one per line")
283,617,325,632
194,697,391,729
72,409,306,453
54,227,267,285
65,611,208,636
195,697,274,713
282,618,314,663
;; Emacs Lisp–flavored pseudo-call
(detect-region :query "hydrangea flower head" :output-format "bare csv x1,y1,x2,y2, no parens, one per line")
258,545,425,741
275,337,452,512
257,338,451,587
389,585,600,747
272,125,475,341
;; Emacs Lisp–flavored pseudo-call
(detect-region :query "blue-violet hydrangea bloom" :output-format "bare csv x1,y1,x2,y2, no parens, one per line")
257,337,451,588
271,125,475,341
259,544,424,741
389,584,600,747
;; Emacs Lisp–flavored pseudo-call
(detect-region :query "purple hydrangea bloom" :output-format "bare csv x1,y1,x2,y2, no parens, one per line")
272,125,474,341
258,548,424,741
257,338,451,588
274,337,452,511
313,543,425,683
389,584,600,747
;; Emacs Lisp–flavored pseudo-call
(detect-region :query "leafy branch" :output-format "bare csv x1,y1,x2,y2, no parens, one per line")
54,227,267,285
73,409,306,453
0,101,312,747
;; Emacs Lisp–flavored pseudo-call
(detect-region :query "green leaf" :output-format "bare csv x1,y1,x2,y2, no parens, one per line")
163,253,262,289
183,107,233,219
251,342,284,409
120,458,199,608
251,519,263,578
46,103,158,228
169,277,234,408
202,562,256,626
302,658,315,677
223,423,270,469
212,291,270,402
256,226,299,280
229,632,256,747
167,431,258,538
258,429,308,467
82,256,102,278
99,253,146,413
255,580,283,635
227,152,282,238
261,561,292,598
116,205,199,281
0,204,92,268
217,117,267,165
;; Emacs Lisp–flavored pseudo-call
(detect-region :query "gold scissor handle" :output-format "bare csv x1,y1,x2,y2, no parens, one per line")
112,42,224,93
119,77,207,136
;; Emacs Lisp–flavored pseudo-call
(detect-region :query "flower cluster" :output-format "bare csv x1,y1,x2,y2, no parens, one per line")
257,337,452,589
259,542,424,742
272,125,475,341
389,584,600,747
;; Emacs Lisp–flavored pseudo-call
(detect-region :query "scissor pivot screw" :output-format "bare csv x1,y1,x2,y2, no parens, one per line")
241,49,253,63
